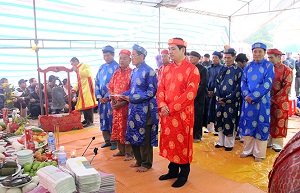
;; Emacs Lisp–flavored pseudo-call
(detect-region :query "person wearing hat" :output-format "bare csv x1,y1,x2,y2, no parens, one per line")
95,45,119,150
235,53,249,69
107,49,133,161
157,38,200,188
157,49,170,80
120,44,158,173
201,53,212,68
70,57,98,128
267,48,292,152
205,51,223,134
214,48,243,151
14,79,30,118
188,51,208,143
239,42,275,162
157,50,170,80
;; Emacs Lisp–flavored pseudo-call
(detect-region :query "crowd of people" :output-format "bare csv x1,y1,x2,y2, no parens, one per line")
0,38,299,188
0,76,77,119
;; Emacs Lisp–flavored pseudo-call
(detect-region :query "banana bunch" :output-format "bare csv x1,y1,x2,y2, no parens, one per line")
14,125,25,135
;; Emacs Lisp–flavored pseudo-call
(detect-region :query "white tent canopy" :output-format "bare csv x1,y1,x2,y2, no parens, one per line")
102,0,300,17
99,0,300,42
0,0,299,87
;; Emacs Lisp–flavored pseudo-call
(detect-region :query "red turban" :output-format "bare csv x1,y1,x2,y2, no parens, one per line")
267,48,282,56
161,49,169,55
168,38,187,47
119,49,131,57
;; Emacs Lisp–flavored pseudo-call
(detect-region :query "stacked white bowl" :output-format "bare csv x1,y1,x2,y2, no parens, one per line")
15,149,34,166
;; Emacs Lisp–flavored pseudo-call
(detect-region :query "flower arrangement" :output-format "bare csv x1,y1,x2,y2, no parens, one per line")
2,82,16,109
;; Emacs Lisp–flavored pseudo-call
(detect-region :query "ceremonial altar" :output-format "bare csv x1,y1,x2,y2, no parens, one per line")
37,66,82,132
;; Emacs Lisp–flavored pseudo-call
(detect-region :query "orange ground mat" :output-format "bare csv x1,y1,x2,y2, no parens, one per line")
55,127,281,193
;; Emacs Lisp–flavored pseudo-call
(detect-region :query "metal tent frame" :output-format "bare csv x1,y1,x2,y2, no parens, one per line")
6,0,300,114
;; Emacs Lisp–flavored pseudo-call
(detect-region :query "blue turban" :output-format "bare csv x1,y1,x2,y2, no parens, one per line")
132,44,147,57
102,45,115,53
212,51,222,59
223,48,237,55
252,42,267,51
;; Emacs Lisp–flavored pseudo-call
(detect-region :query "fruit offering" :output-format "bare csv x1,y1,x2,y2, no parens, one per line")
14,125,25,136
17,127,47,149
33,150,47,162
23,161,57,177
32,127,46,145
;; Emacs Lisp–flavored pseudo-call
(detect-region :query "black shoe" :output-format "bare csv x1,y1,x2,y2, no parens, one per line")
225,147,233,151
215,144,224,148
159,173,178,181
214,133,218,136
83,122,93,128
101,142,112,148
81,120,87,124
172,177,187,188
204,131,210,133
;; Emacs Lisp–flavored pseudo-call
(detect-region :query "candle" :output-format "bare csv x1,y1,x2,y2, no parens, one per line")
70,149,77,158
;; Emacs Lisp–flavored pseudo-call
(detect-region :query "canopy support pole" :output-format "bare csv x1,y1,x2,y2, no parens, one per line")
33,0,44,115
158,5,161,54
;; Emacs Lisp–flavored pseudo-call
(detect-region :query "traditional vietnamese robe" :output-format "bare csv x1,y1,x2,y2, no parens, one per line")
270,63,292,138
157,59,200,164
95,60,119,131
157,64,168,81
123,62,159,146
207,63,223,123
73,63,97,110
215,64,243,136
239,59,274,141
108,67,132,144
194,64,207,139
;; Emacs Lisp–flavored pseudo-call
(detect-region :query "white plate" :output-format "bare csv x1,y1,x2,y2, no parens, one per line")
0,178,33,188
0,164,22,180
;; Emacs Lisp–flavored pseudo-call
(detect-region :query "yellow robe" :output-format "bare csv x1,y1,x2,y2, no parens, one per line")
72,63,97,110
